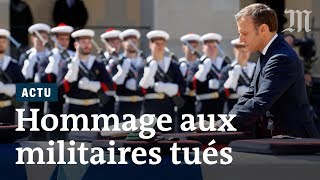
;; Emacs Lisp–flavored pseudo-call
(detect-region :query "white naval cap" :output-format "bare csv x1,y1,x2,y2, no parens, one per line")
28,23,51,34
119,29,141,40
100,28,121,40
200,33,223,43
231,38,245,46
71,29,95,38
51,23,74,34
0,29,10,38
180,33,201,42
146,30,170,41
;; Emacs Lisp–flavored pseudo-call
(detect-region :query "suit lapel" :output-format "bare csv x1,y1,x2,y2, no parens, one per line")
253,34,283,95
253,56,261,95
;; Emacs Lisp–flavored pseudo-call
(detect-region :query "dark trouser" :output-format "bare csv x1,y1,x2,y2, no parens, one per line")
100,96,115,115
63,103,101,141
142,98,175,133
46,101,64,140
27,102,46,141
196,99,224,121
177,95,196,132
115,101,142,121
63,103,101,129
225,99,239,113
0,105,15,124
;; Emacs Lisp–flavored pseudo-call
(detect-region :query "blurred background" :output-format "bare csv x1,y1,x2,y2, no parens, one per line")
0,0,318,69
0,0,319,136
0,0,318,72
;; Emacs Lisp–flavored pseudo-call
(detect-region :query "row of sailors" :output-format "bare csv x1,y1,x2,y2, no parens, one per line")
0,23,255,140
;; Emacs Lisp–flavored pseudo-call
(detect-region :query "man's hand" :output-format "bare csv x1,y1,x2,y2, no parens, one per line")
112,59,131,85
139,60,158,88
194,59,211,82
64,57,79,83
78,77,101,93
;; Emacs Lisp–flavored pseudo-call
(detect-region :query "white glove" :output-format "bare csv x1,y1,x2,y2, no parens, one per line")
163,82,179,97
105,58,114,72
0,82,16,97
209,78,220,90
125,78,137,91
22,51,37,79
154,82,178,97
139,76,155,89
108,59,115,65
154,82,165,93
64,57,79,83
233,64,242,75
236,85,248,96
68,57,80,71
0,81,4,93
194,60,211,82
223,66,241,90
146,60,158,76
139,61,158,88
51,48,60,55
112,59,131,85
78,77,101,93
45,55,60,75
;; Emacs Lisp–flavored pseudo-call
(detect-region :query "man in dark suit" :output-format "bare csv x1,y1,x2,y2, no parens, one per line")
224,3,319,138
53,0,88,51
53,0,88,30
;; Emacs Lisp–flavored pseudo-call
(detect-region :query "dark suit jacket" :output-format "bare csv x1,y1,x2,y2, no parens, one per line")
53,0,88,29
229,34,319,138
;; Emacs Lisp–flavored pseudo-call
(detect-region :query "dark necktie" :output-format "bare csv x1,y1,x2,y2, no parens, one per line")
254,53,264,95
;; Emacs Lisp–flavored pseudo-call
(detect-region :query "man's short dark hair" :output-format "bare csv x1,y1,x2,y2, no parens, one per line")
235,3,278,32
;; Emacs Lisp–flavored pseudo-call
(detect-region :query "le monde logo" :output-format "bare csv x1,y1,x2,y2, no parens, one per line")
283,9,312,33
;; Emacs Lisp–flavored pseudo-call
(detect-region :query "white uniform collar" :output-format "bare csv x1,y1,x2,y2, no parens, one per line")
147,56,171,73
67,50,75,57
159,56,171,73
247,62,256,78
79,55,96,70
212,56,223,70
242,61,256,78
129,56,143,68
261,34,278,55
1,55,11,71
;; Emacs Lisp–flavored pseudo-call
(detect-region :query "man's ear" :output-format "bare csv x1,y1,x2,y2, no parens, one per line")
74,41,78,49
122,41,126,48
33,35,41,45
182,44,186,51
260,24,269,34
202,44,206,53
232,47,237,56
31,34,37,41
